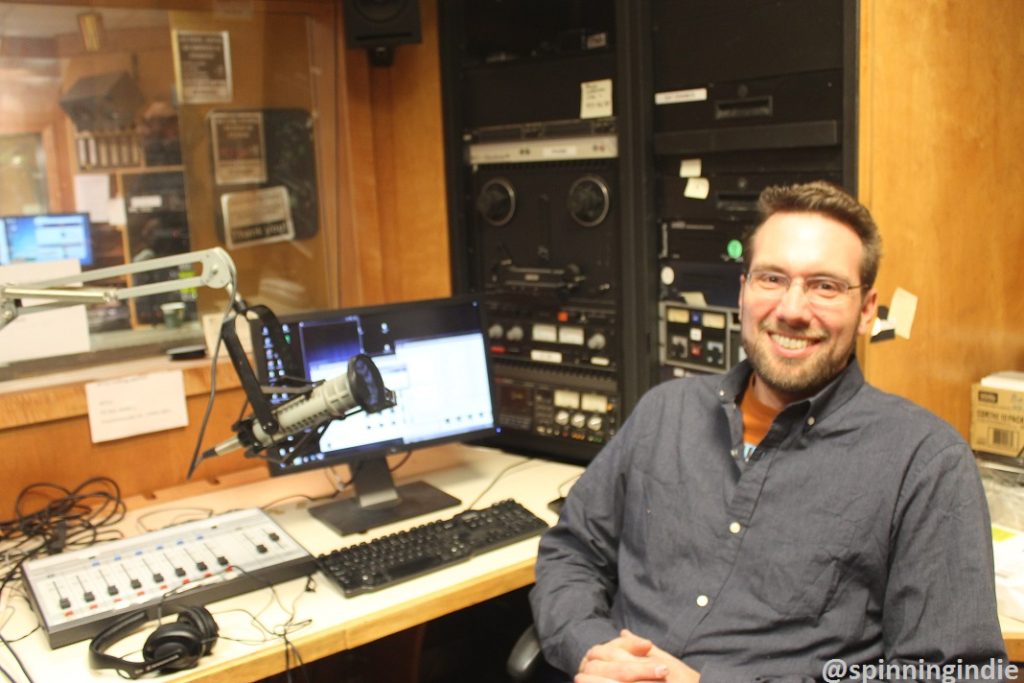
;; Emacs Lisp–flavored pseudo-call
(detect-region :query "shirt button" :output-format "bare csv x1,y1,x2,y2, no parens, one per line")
806,416,816,426
718,389,725,398
696,594,709,607
729,521,741,534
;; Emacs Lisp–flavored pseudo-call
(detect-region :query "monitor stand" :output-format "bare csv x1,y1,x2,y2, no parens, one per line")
309,457,461,536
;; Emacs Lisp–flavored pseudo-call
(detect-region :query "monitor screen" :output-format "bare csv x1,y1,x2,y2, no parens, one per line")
251,295,496,534
0,219,8,264
2,213,94,267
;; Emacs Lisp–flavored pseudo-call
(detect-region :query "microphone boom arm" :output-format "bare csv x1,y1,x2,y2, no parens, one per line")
0,247,237,330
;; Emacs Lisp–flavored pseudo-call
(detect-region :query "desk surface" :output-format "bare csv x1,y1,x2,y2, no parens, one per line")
2,445,1022,682
0,445,581,683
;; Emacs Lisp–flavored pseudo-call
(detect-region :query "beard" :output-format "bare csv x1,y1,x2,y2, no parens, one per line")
742,320,856,400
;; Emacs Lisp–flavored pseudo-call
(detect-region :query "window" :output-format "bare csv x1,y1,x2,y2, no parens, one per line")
0,1,340,381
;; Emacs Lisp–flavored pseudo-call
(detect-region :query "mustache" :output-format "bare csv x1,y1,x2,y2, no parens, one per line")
758,320,829,341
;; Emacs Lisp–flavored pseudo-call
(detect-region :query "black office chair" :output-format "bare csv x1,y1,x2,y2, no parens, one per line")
506,625,569,683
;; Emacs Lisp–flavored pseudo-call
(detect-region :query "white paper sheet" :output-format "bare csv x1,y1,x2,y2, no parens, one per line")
580,78,613,119
85,370,189,443
890,287,918,340
683,177,711,199
73,174,111,223
0,260,90,364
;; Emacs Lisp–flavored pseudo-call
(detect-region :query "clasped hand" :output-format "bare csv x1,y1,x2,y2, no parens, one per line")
575,629,700,683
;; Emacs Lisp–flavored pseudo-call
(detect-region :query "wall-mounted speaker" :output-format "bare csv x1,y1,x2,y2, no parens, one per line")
343,0,422,66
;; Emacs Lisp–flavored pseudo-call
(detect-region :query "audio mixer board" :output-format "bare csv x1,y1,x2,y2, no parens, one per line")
22,508,316,648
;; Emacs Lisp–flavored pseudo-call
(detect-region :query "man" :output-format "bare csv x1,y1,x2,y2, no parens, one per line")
530,182,1007,682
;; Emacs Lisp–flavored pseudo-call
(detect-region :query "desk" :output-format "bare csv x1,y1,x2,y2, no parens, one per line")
2,444,1023,682
0,445,583,682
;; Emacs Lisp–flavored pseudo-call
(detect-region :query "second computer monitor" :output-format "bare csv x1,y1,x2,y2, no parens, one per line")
2,213,93,266
251,295,496,534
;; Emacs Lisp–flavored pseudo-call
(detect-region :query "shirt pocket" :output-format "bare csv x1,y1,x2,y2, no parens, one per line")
742,530,846,623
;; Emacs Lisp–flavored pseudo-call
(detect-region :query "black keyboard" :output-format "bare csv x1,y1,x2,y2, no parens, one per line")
318,499,549,596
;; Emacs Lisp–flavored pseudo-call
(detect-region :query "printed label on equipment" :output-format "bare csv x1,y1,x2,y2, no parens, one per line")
531,349,563,363
655,87,708,105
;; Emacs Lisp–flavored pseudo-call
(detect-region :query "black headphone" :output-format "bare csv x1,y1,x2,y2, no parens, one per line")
88,606,219,679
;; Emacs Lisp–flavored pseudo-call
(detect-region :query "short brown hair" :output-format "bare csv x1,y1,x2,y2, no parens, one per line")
744,181,883,288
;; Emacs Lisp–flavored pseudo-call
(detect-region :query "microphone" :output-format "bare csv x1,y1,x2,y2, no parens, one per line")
202,354,396,460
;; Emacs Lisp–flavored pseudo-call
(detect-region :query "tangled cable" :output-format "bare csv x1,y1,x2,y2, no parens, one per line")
1,477,126,590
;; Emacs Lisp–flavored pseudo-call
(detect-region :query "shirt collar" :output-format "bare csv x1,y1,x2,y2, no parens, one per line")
718,356,866,423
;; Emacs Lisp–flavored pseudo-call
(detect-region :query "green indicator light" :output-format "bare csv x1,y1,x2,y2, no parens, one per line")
726,239,743,260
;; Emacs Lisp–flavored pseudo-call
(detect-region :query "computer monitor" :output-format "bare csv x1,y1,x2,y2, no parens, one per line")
251,295,497,535
2,213,94,267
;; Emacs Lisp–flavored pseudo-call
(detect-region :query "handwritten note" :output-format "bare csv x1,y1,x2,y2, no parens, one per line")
85,370,189,443
580,79,613,119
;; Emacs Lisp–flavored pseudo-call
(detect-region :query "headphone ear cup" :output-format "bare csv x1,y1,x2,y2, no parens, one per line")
142,622,204,672
177,606,219,655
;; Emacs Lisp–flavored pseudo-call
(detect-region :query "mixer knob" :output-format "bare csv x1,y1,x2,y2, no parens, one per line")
587,415,603,432
506,325,524,342
570,412,586,429
487,323,504,339
587,333,607,350
554,410,570,426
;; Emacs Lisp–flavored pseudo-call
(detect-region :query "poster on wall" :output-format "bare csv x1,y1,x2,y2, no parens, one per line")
172,30,233,104
220,185,295,249
210,110,267,185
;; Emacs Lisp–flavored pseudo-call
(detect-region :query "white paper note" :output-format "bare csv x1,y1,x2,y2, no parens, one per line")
684,177,711,200
890,287,918,340
0,260,90,363
107,197,127,226
85,370,189,443
73,174,111,223
679,159,702,178
580,79,613,119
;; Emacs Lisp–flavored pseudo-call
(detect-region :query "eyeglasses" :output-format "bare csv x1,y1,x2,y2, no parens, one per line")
745,269,864,305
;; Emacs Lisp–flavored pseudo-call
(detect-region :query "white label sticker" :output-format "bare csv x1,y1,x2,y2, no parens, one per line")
684,177,711,200
531,349,564,364
655,88,708,105
679,158,702,178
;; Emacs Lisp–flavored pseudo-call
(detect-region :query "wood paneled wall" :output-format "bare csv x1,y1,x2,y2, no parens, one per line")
338,0,451,307
858,0,1024,437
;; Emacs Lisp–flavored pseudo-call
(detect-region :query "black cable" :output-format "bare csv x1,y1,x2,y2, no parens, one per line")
0,630,33,683
388,450,414,472
209,567,314,683
1,477,125,568
185,287,238,479
464,458,536,510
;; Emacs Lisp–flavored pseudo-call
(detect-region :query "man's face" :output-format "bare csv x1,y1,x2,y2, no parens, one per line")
739,211,877,408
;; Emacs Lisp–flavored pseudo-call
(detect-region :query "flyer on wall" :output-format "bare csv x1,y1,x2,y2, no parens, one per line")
210,110,267,185
173,30,233,104
220,185,296,249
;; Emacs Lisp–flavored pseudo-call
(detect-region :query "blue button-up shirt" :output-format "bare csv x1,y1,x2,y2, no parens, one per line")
531,359,1006,681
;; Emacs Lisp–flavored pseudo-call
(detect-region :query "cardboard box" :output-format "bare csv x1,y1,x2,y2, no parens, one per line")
971,381,1024,457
